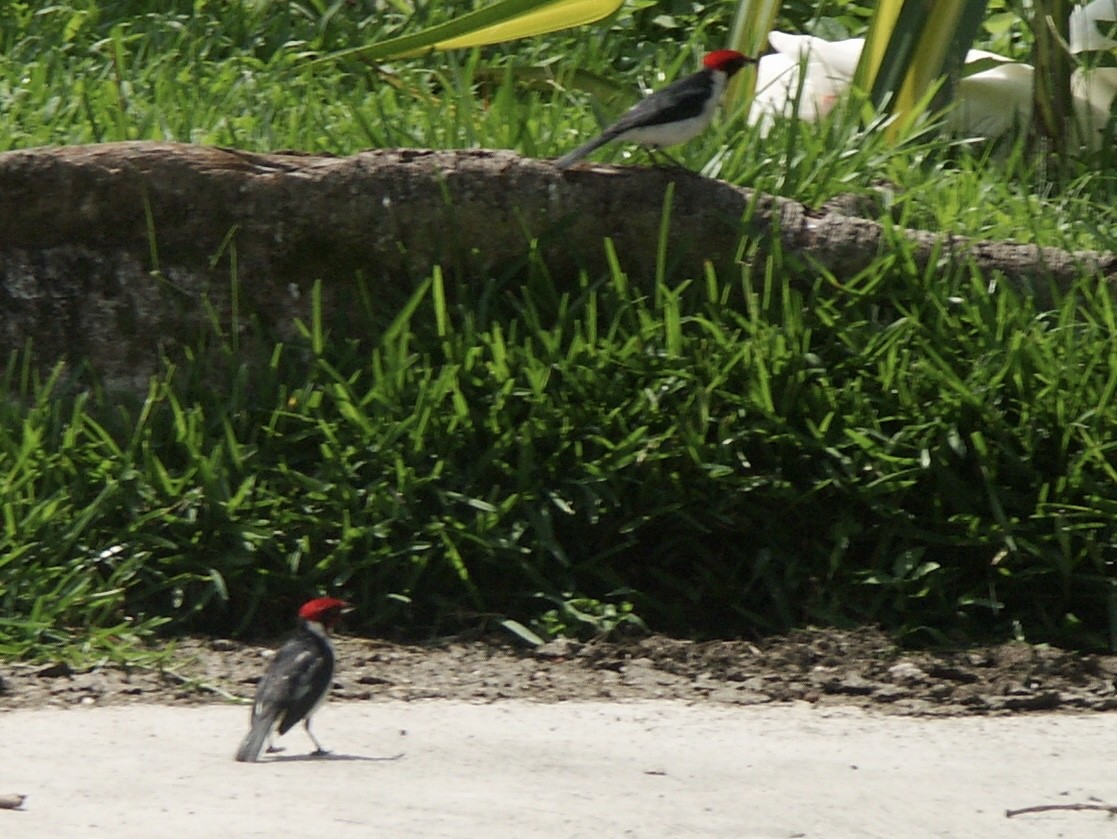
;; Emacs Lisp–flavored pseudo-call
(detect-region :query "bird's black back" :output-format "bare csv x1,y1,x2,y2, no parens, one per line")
253,625,335,735
603,70,715,139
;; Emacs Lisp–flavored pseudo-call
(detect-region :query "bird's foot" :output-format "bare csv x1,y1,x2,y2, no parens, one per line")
645,148,689,170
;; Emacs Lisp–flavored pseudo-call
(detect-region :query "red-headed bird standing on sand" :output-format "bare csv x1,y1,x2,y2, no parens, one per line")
235,597,352,763
554,49,755,170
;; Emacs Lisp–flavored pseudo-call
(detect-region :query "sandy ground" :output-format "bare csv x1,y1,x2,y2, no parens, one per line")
3,700,1117,838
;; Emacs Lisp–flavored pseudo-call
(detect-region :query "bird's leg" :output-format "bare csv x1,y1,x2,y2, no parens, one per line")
644,147,689,170
305,719,329,755
264,734,285,754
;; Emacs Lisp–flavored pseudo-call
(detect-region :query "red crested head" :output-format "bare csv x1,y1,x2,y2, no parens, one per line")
298,597,352,627
702,49,754,76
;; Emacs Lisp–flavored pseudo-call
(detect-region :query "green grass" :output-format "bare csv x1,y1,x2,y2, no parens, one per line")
1,2,1116,659
4,244,1117,655
2,2,1115,250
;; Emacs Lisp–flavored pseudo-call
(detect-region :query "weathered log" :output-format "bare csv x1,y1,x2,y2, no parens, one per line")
0,141,1112,391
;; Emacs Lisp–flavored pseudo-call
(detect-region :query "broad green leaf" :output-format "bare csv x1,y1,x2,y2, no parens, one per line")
853,0,988,138
853,0,905,93
416,0,623,52
314,0,623,64
726,0,782,108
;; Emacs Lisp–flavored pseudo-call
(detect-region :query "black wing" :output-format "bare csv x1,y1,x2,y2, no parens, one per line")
604,70,715,138
252,631,334,736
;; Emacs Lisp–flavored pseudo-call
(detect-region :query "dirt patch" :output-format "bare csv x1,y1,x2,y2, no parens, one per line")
4,626,1117,716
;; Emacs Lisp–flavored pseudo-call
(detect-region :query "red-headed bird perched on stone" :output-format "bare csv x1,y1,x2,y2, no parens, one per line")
554,49,755,170
235,597,352,763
